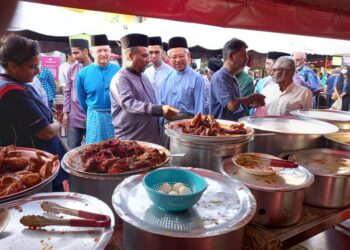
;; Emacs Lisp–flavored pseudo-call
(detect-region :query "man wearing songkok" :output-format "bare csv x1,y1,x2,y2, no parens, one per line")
160,36,205,118
110,33,178,145
161,42,171,66
255,51,307,93
206,58,223,81
262,56,312,116
209,38,265,120
293,51,322,107
144,36,173,102
62,38,91,149
76,34,120,144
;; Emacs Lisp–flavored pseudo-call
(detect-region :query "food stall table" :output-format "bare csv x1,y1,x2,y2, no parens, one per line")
106,205,350,250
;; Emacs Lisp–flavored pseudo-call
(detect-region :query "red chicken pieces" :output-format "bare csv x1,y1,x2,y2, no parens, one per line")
80,139,167,174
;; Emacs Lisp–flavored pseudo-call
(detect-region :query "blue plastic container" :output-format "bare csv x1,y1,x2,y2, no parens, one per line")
142,168,207,212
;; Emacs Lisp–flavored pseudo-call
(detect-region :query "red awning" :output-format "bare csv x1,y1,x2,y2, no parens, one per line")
23,0,350,40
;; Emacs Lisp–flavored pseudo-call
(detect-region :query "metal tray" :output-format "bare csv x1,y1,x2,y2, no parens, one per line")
239,116,338,134
324,132,350,152
291,109,350,130
0,192,115,250
220,158,314,192
165,119,254,143
112,167,256,238
62,140,170,177
0,147,60,203
287,148,350,176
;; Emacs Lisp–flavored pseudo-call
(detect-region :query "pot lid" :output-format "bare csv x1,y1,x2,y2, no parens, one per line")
288,148,350,176
220,158,314,191
0,192,115,249
239,116,338,134
112,167,256,238
291,109,350,122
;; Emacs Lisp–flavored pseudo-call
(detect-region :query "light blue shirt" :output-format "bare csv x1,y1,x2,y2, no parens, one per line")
144,62,173,102
76,63,120,112
255,76,271,93
160,66,205,115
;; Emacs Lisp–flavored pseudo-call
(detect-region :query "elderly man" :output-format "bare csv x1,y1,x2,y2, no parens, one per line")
262,56,312,116
62,38,92,149
255,51,307,94
144,36,173,102
110,33,178,145
76,34,120,144
160,37,205,118
293,51,322,106
209,38,265,120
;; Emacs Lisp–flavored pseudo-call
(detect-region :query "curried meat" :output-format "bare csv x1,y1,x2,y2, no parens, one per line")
80,139,166,174
171,113,248,136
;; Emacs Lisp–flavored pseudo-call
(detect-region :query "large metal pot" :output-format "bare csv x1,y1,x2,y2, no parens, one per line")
291,109,350,130
61,141,169,211
113,167,256,250
288,148,350,208
324,132,350,152
165,119,253,172
221,158,314,227
239,116,339,156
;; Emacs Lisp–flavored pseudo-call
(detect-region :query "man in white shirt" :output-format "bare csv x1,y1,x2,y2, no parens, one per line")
144,36,173,102
58,47,76,93
262,56,312,116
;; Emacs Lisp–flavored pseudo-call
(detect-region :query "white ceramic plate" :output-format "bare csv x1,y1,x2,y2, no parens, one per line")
232,153,284,176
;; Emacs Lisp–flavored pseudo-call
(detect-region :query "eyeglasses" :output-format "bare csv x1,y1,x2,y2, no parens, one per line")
22,63,41,71
271,68,289,73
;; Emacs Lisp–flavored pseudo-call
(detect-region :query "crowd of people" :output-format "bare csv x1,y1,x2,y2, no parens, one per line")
0,32,349,190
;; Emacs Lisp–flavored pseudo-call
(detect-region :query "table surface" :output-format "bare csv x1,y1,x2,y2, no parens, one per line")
105,204,350,250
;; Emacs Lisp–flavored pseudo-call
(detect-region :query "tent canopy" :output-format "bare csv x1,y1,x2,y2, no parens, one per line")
10,2,350,55
23,0,350,40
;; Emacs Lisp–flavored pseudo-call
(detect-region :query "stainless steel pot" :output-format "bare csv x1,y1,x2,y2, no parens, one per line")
291,109,350,130
113,167,256,250
221,158,314,227
239,116,339,156
165,119,253,172
61,141,170,211
288,148,350,208
324,132,350,152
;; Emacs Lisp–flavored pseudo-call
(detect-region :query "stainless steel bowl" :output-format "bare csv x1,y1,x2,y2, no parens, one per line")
324,132,350,152
288,148,350,208
165,119,253,172
239,116,339,156
221,158,314,227
61,141,170,211
291,109,350,130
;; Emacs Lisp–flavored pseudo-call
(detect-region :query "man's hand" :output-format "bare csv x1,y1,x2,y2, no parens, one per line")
61,112,70,128
245,93,266,108
162,105,179,119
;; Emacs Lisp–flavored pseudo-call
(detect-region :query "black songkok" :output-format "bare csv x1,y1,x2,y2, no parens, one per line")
267,51,290,60
120,33,148,49
168,36,188,49
92,34,109,46
70,39,89,49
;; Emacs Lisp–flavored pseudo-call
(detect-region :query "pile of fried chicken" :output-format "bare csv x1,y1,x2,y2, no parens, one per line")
171,113,248,136
80,139,167,174
0,145,57,198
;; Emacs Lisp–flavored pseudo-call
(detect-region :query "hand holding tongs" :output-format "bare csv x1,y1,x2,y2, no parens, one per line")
20,201,111,228
250,155,299,168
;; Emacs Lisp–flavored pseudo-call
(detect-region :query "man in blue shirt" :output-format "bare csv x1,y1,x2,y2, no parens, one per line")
76,34,120,144
209,38,265,120
293,51,322,107
160,37,205,118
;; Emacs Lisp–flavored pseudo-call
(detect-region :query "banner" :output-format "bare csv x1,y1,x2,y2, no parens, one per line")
41,55,61,81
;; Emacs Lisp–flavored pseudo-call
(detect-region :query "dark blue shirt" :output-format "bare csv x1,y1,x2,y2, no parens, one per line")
209,67,245,121
325,75,338,96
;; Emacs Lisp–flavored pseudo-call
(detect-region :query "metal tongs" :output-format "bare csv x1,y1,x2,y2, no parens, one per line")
20,201,111,228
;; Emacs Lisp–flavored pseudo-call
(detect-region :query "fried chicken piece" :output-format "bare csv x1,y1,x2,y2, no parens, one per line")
3,157,28,171
0,176,24,197
16,171,42,188
39,158,55,179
